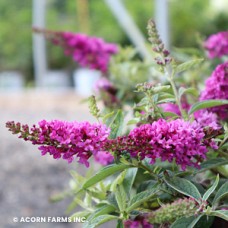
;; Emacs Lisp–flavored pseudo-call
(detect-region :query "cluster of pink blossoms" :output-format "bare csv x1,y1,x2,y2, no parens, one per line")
200,61,228,119
6,118,218,170
204,31,228,59
50,31,118,73
6,120,110,167
124,217,152,228
112,119,217,170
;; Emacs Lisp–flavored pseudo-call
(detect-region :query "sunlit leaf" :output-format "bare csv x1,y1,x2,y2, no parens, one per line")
164,176,201,202
188,100,228,115
202,174,219,201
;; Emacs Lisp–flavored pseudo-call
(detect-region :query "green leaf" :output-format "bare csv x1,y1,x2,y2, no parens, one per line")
127,184,158,212
117,219,124,228
115,185,127,212
110,170,127,191
162,111,180,118
178,87,198,101
157,98,176,104
175,58,204,73
102,111,115,123
197,158,228,174
202,174,219,201
66,196,87,214
71,211,91,220
164,176,201,202
49,190,72,202
212,181,228,206
127,118,140,126
107,192,119,209
83,215,118,228
86,204,116,222
86,189,106,200
171,215,203,228
157,93,175,101
108,110,124,139
122,168,138,198
70,170,85,186
209,210,228,221
188,100,228,115
83,164,130,189
221,142,228,150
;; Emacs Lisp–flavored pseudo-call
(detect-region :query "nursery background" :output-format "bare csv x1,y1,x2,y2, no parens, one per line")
0,0,228,228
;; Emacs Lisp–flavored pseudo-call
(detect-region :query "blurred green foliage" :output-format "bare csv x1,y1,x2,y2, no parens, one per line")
0,0,32,72
0,0,227,83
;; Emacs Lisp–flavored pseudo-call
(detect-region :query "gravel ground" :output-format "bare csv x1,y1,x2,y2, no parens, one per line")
0,90,95,228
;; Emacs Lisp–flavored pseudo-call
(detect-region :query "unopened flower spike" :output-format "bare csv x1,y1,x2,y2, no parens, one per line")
88,95,101,119
148,198,198,224
147,19,173,69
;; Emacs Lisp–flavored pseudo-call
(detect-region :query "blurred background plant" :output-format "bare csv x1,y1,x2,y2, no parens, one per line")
0,0,228,85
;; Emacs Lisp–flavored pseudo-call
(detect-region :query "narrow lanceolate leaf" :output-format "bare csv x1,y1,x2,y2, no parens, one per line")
70,170,85,186
212,181,228,206
202,174,219,201
83,215,118,228
82,164,131,189
102,111,115,123
122,168,138,198
86,204,116,222
175,58,204,73
164,176,201,202
178,87,198,101
209,210,228,221
126,184,158,212
162,111,180,118
108,110,124,139
115,185,127,212
171,215,203,228
110,170,127,192
71,211,91,220
188,99,228,115
196,158,228,174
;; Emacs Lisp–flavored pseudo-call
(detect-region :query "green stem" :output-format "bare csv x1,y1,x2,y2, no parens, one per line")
147,93,164,119
218,136,228,149
137,162,159,180
217,150,228,159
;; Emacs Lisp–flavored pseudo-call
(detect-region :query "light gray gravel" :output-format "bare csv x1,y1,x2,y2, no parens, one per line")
0,90,95,228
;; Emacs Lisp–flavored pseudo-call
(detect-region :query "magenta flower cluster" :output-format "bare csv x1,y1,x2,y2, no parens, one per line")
116,119,213,170
6,117,218,170
124,218,152,228
194,110,220,130
200,61,228,119
6,120,110,167
51,31,118,73
204,31,228,59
